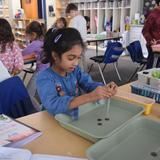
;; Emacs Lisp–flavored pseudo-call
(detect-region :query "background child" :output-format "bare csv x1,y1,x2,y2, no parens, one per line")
22,20,47,72
22,21,49,107
0,18,23,75
52,17,67,29
66,3,87,71
36,28,117,120
66,3,87,42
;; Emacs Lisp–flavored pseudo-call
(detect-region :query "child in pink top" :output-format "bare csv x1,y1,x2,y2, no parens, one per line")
0,18,23,75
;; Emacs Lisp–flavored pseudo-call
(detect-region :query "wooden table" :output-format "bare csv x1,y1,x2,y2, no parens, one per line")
24,58,36,65
23,54,36,65
17,83,160,157
18,111,92,158
23,54,36,81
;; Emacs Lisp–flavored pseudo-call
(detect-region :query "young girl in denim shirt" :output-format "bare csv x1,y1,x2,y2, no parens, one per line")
36,28,117,119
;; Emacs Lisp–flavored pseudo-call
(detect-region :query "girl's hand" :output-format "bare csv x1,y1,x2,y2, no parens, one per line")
90,82,118,101
104,81,118,96
91,86,112,99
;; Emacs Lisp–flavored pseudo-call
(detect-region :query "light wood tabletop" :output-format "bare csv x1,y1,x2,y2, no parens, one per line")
18,111,92,158
17,82,160,157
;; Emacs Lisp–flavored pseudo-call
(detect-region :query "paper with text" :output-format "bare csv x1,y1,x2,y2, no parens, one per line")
0,114,42,147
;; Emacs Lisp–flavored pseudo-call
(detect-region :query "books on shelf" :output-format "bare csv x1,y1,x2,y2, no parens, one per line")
0,147,87,160
0,114,42,147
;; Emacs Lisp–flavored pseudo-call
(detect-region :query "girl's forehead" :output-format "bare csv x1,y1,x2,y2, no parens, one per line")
57,20,62,23
70,44,83,51
64,45,83,55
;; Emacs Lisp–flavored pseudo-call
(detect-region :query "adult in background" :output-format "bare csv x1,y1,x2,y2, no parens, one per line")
142,0,160,69
66,3,87,71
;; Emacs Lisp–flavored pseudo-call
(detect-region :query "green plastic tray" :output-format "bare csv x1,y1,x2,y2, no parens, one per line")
55,98,144,142
87,116,160,160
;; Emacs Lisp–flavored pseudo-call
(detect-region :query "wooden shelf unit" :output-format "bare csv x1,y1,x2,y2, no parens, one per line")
0,0,9,19
55,0,69,18
13,19,32,46
66,0,143,34
0,0,21,23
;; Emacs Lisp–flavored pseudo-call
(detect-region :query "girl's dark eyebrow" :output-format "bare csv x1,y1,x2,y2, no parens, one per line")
67,54,76,57
68,54,82,58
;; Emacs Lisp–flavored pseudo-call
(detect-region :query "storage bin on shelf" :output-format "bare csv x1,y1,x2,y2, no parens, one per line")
131,81,160,105
132,68,160,107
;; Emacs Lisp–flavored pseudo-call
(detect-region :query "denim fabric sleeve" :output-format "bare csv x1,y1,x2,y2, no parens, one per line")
76,66,103,92
36,72,74,115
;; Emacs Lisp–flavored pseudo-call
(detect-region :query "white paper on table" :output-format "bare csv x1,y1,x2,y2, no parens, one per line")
0,147,87,160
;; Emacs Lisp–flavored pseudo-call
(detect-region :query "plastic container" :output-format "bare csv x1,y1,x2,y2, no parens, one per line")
115,90,155,115
131,81,160,105
138,68,160,88
87,116,160,160
55,97,144,142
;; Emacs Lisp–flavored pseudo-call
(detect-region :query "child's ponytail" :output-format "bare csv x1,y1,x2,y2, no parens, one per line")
26,21,46,39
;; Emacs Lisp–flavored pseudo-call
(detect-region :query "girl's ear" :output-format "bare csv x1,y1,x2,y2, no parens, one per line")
51,51,57,60
32,32,37,39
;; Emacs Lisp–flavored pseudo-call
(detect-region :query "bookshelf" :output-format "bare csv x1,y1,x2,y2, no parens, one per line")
67,0,143,34
0,0,9,19
55,0,69,18
0,0,21,22
13,19,32,46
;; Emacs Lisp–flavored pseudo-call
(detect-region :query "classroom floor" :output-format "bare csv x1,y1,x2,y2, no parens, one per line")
88,56,138,86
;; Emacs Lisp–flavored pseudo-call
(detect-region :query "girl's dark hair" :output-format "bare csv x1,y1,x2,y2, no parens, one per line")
55,17,67,28
66,3,78,14
42,28,86,65
26,21,45,39
0,18,14,53
156,0,160,6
